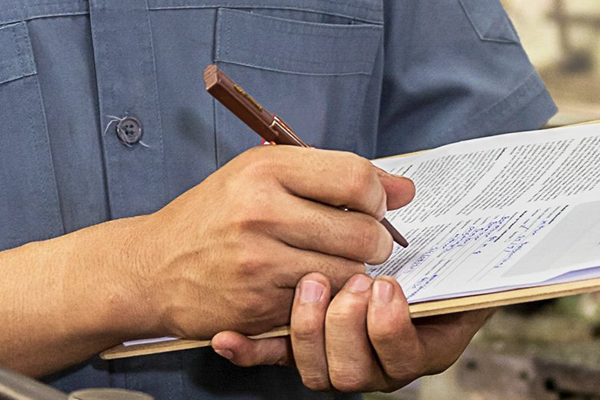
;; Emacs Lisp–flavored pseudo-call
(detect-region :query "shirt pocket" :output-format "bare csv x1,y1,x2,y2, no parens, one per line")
459,0,520,44
0,22,63,251
213,8,383,166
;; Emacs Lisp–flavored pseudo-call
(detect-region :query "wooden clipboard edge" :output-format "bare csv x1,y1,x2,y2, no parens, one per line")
409,276,600,317
100,326,292,360
100,277,600,360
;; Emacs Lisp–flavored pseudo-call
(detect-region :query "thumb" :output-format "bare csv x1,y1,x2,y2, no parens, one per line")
212,331,294,367
374,166,416,210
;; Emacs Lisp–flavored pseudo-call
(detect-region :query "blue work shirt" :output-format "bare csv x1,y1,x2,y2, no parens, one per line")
0,0,556,399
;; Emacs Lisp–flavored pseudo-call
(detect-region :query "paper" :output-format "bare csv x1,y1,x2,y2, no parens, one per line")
370,124,600,303
123,337,178,347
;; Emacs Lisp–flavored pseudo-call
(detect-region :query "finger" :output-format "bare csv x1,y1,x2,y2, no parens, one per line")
373,167,416,210
229,237,365,296
273,195,393,264
262,147,388,220
273,244,366,294
211,331,293,367
290,273,332,391
325,274,386,392
413,309,492,374
367,277,426,385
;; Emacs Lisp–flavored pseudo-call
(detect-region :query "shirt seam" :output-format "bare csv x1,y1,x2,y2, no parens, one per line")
443,71,552,140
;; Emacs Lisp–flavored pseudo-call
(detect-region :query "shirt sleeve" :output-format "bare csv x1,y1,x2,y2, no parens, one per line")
376,0,557,157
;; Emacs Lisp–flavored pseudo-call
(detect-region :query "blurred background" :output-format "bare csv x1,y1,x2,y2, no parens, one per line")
507,0,600,125
367,1,600,399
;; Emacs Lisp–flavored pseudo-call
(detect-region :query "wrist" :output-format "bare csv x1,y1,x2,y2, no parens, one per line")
62,215,166,344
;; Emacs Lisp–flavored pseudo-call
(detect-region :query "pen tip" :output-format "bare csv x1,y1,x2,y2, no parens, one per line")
380,218,409,248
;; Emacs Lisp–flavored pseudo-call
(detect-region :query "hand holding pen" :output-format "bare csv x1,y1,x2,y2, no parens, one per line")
99,68,416,360
204,64,410,248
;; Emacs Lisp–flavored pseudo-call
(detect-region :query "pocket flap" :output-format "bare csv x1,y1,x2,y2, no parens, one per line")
459,0,519,44
215,8,382,75
0,22,36,85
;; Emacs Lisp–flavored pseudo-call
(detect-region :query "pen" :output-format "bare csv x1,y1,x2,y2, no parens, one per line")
203,64,409,248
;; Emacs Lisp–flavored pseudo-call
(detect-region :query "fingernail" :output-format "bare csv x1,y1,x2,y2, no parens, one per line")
346,275,372,293
373,280,394,304
299,280,325,303
214,349,234,360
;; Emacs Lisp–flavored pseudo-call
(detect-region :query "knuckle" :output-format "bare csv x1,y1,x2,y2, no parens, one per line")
233,197,272,230
370,225,393,263
346,156,375,199
326,300,364,326
233,196,285,234
330,370,369,393
369,324,398,346
328,262,366,294
348,221,381,262
301,374,331,392
234,246,264,275
241,146,274,167
237,147,284,182
232,206,260,232
293,318,322,342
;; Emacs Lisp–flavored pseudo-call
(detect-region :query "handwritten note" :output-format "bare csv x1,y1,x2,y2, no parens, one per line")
370,124,600,303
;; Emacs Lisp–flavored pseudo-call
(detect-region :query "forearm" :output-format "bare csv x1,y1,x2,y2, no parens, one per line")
0,216,160,377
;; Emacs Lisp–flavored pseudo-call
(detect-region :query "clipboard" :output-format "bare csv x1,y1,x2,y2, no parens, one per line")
101,120,600,361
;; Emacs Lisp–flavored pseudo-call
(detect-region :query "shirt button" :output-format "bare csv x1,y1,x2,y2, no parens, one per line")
116,117,143,146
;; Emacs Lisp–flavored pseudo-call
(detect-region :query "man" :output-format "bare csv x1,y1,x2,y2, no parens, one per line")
0,0,556,399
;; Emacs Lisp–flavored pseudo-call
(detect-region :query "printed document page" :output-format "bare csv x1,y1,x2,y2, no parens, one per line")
370,124,600,303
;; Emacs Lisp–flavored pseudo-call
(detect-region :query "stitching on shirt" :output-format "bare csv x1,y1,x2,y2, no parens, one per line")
18,50,58,238
443,71,544,140
300,0,381,12
11,25,25,76
1,0,382,13
148,5,382,24
226,12,231,56
0,2,88,26
216,59,372,77
26,78,53,237
143,0,169,205
222,10,382,39
221,50,374,69
216,9,381,74
16,23,36,76
221,42,377,70
0,3,384,26
458,0,518,45
0,1,86,13
0,24,36,83
34,69,66,235
89,6,119,219
147,0,382,13
221,51,374,72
